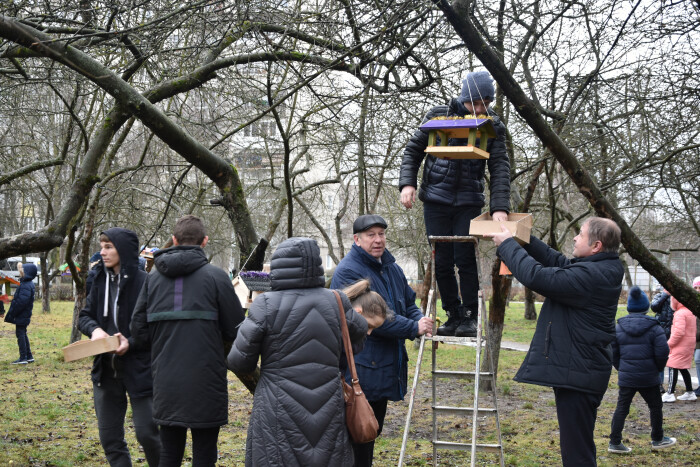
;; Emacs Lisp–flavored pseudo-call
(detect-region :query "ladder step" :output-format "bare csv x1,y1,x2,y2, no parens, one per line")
428,335,481,345
433,405,497,416
433,370,493,380
433,440,502,453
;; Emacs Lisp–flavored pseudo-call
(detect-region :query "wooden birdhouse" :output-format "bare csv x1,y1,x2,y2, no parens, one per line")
420,117,497,160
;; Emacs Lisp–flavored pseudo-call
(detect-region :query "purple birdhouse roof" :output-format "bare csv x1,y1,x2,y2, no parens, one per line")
420,117,495,133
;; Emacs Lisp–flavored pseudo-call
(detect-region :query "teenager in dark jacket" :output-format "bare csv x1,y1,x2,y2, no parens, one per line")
608,286,675,454
5,262,37,364
78,227,161,467
399,71,511,337
229,237,368,467
490,217,624,466
330,215,433,467
130,215,244,466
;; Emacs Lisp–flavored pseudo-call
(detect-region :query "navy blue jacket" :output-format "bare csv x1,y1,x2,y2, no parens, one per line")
612,313,669,387
399,98,510,213
5,264,37,326
78,228,152,398
330,243,424,401
498,236,624,395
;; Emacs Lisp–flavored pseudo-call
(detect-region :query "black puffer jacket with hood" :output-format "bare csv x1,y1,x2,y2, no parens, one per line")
78,228,152,397
130,245,244,428
399,98,511,213
228,237,368,467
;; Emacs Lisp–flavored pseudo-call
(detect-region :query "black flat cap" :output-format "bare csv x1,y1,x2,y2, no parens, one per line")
353,214,388,234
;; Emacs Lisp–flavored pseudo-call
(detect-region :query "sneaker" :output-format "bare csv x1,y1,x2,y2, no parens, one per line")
695,387,700,397
651,436,676,449
677,391,697,401
661,393,676,403
608,443,632,454
26,357,35,363
11,359,28,365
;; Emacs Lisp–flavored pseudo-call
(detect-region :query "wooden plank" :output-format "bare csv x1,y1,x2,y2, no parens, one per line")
425,145,490,160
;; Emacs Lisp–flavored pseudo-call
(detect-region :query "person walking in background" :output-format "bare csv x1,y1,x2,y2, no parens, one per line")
4,262,37,364
331,214,433,467
228,237,368,467
399,71,511,338
608,286,675,454
130,215,245,467
78,228,161,467
662,295,697,402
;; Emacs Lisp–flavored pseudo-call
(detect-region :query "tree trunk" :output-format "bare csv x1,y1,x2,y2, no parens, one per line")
40,252,51,313
524,287,537,321
70,289,86,343
483,259,511,391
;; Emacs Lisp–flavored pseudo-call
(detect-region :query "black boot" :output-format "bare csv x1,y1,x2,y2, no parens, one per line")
455,306,477,337
437,308,462,336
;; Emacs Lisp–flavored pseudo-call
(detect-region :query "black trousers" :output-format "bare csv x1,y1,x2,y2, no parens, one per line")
93,377,161,467
609,385,663,444
668,368,693,393
553,387,604,467
159,425,220,467
352,398,388,467
423,202,482,312
15,324,32,360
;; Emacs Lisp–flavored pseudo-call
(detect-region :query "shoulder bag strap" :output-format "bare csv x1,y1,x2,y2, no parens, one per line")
333,289,359,383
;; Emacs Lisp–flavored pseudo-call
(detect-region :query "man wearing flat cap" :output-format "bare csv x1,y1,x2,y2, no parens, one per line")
331,214,433,466
399,70,511,337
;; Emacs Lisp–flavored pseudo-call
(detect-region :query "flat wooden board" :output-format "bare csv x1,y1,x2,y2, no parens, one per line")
425,145,490,160
62,336,119,362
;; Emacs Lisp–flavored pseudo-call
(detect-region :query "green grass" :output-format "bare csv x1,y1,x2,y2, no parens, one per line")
1,301,698,466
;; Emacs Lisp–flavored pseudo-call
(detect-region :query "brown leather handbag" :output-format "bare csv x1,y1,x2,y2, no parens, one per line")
333,290,379,444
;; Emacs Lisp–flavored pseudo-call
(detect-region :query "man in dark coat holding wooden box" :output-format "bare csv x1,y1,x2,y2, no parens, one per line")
488,217,624,466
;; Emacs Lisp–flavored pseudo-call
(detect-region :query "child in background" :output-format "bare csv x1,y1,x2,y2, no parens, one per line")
4,263,37,364
663,294,697,402
608,286,675,453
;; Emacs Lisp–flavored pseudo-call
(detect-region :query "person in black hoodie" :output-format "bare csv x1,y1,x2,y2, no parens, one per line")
130,215,244,467
78,228,161,467
608,286,675,454
5,262,37,364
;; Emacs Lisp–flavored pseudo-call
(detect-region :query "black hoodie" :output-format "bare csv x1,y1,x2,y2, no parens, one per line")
78,227,152,397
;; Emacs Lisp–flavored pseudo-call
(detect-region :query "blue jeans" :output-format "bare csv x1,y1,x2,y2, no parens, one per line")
15,324,32,360
423,202,482,312
609,386,663,444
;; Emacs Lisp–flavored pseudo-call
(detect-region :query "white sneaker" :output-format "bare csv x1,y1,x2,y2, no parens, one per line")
677,391,697,401
661,393,676,403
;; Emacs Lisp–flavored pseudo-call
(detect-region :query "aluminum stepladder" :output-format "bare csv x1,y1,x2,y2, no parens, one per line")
398,235,504,467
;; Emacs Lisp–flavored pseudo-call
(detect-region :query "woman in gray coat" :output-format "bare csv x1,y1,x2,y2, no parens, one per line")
228,237,368,466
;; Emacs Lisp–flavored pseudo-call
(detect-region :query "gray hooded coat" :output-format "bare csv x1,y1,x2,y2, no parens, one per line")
228,237,367,467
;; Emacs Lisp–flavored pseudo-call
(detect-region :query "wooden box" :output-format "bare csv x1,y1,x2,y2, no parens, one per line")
469,212,533,244
420,117,496,160
62,336,119,362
